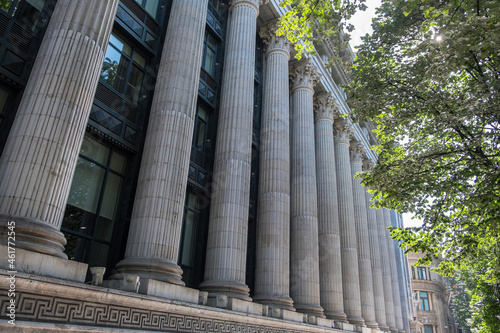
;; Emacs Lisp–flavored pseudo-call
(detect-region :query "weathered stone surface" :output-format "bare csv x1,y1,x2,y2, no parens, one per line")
138,279,200,304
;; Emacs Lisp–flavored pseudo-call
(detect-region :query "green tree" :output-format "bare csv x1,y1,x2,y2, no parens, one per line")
345,0,500,331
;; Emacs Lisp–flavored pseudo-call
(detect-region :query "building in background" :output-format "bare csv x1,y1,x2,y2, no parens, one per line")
408,252,459,333
0,0,412,332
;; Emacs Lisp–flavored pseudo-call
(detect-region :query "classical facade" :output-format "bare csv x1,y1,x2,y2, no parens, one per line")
0,0,412,332
407,252,459,333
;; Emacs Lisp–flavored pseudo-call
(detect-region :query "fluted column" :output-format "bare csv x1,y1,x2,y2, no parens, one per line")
0,0,119,258
253,24,294,310
112,0,208,285
333,119,364,326
377,207,397,332
200,0,266,300
364,161,389,331
350,142,377,328
314,93,346,321
384,208,405,332
289,60,324,317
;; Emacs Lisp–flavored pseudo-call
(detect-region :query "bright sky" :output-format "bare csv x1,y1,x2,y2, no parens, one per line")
348,0,423,228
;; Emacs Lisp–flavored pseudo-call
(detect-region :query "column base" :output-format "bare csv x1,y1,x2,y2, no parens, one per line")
294,303,325,318
347,315,365,326
0,216,67,259
324,310,348,322
365,320,379,329
377,324,391,331
389,327,399,333
111,257,184,286
199,279,251,301
253,294,295,311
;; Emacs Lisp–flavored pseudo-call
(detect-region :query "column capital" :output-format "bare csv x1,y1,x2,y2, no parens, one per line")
362,159,375,172
333,119,353,144
230,0,268,13
350,142,365,163
290,59,321,93
314,93,339,123
259,23,290,58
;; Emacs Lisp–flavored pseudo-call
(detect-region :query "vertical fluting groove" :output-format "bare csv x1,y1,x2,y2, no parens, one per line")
112,0,208,286
200,0,259,300
350,147,377,328
314,95,346,321
366,192,389,330
254,25,293,310
377,208,397,331
333,121,364,326
0,0,119,259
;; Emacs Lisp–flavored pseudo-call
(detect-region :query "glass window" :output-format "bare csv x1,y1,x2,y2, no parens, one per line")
134,0,159,19
201,34,217,78
424,325,433,333
179,192,200,267
417,291,430,311
0,87,10,126
1,0,47,31
417,266,427,280
194,105,208,151
100,32,146,105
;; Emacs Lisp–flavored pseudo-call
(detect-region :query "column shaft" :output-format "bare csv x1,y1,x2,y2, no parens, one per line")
0,0,119,258
314,94,346,321
333,120,364,326
254,25,293,309
350,143,377,328
112,0,208,285
289,60,324,317
377,208,397,331
200,0,261,299
365,189,389,331
384,209,405,332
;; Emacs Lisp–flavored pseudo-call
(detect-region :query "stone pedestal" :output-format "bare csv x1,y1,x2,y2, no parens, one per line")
333,119,364,326
0,0,119,259
289,60,324,317
112,0,208,286
314,93,346,321
201,0,265,300
350,143,377,328
363,169,389,331
253,24,294,310
376,208,397,332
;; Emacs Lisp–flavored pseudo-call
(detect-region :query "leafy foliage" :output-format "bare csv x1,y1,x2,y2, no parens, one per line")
347,1,500,330
276,0,366,60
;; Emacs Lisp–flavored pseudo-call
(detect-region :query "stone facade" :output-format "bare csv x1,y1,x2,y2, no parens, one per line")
0,0,412,332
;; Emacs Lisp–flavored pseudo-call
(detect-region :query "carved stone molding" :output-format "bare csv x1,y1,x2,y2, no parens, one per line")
259,23,290,57
313,93,339,123
290,59,321,92
349,142,365,163
362,159,375,172
230,0,268,13
333,119,352,144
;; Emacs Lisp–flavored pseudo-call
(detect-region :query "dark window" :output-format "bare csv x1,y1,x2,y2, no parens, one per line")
0,86,9,127
1,0,47,32
201,33,217,79
62,135,127,275
424,325,433,333
191,104,209,167
100,32,146,105
133,0,159,19
417,266,427,280
412,266,416,279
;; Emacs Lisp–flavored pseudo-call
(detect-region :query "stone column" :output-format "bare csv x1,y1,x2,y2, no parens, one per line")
377,207,397,332
200,0,266,300
0,0,119,258
364,162,389,331
314,93,346,321
253,24,294,310
384,208,405,332
333,119,364,326
289,60,324,317
350,142,377,328
112,0,208,285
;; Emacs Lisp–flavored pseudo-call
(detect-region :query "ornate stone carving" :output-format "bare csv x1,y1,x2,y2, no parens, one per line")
259,23,290,56
362,159,375,172
313,93,339,123
333,119,353,143
230,0,268,13
349,142,365,163
290,59,321,92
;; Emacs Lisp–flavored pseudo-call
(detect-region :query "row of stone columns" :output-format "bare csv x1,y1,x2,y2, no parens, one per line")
0,0,407,331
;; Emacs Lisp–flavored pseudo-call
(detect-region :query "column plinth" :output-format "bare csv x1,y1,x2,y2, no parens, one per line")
112,0,208,286
350,143,377,328
0,0,119,259
289,60,324,317
333,120,364,326
253,24,294,310
314,94,347,321
200,0,265,300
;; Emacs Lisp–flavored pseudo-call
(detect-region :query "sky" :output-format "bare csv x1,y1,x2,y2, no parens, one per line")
347,0,423,228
